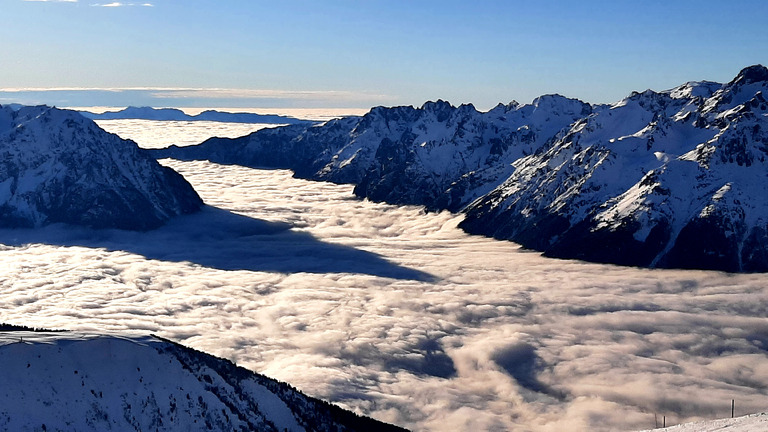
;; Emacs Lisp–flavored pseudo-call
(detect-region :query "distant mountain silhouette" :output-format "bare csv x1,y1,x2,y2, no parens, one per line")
80,106,316,125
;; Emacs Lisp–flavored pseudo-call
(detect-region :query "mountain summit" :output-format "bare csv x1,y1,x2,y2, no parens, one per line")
0,105,202,230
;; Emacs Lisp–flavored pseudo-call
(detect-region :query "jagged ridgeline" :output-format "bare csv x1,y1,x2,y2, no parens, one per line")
152,65,768,272
154,96,593,212
0,105,203,230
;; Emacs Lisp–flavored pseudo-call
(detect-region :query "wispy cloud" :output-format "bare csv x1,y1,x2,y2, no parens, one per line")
149,88,391,103
24,0,154,5
91,2,153,6
0,86,391,100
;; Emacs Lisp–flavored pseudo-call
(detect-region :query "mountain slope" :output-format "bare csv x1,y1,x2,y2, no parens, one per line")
460,65,768,272
0,330,408,432
0,105,202,230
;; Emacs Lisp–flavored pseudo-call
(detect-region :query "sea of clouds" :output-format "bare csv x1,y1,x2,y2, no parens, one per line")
0,119,766,431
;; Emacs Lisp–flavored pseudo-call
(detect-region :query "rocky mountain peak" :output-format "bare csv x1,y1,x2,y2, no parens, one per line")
488,101,521,117
420,99,454,121
532,93,570,105
731,64,768,86
530,94,592,117
457,102,478,114
0,105,203,230
667,81,721,100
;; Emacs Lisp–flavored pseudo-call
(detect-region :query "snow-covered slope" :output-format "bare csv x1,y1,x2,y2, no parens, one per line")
637,412,768,432
154,96,590,211
0,329,407,432
0,105,202,230
461,65,768,272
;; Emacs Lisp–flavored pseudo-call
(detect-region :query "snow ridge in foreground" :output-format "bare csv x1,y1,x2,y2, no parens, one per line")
0,330,407,432
638,412,768,432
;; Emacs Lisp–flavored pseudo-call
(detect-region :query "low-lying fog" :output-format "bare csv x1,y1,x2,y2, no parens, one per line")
0,119,765,431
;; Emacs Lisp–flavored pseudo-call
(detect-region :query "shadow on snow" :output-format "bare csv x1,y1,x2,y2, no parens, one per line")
0,205,435,282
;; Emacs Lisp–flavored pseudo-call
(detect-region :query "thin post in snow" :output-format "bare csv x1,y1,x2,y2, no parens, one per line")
732,399,735,418
663,415,666,428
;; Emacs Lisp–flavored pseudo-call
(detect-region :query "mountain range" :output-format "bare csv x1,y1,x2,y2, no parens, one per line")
0,327,407,432
152,65,768,272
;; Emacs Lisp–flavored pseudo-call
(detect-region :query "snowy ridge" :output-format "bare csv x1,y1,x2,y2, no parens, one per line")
0,105,202,230
0,330,408,432
637,412,768,432
153,65,768,271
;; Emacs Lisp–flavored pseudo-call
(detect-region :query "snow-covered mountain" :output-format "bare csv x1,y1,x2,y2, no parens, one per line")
152,65,768,271
81,106,314,125
461,65,768,272
154,96,591,212
0,105,202,230
0,329,407,432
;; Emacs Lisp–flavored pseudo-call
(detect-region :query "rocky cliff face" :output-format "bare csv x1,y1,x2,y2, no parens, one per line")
153,66,768,272
0,330,407,432
0,105,202,230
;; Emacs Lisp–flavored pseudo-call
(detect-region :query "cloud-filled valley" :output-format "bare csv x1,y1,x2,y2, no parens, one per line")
1,120,766,431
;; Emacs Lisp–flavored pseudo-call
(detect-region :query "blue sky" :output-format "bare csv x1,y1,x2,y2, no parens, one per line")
1,0,767,109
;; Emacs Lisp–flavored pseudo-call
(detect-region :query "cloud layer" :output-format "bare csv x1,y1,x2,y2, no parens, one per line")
1,121,766,431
